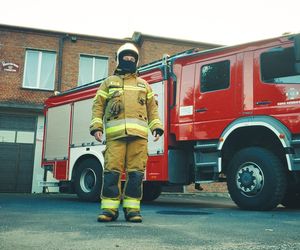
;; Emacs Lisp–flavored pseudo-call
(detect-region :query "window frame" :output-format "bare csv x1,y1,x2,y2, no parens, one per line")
22,49,57,91
259,46,300,85
78,54,109,86
200,59,231,93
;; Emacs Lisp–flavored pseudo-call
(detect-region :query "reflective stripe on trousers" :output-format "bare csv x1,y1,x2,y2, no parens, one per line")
101,198,120,209
123,198,140,209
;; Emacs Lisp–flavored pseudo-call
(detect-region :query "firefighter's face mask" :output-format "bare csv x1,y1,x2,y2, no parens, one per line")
118,54,137,73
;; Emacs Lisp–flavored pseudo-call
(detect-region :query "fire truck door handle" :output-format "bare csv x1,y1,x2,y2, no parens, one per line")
195,108,207,112
256,101,272,105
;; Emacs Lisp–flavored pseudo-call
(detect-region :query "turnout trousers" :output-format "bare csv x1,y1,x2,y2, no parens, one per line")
100,137,148,211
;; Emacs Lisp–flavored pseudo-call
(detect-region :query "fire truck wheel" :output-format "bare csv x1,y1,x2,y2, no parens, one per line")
142,182,162,202
227,147,287,211
74,158,102,202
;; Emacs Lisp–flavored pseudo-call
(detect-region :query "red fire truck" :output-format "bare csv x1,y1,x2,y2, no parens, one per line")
42,33,300,210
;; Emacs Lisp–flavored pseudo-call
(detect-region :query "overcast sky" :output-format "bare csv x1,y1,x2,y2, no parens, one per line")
0,0,299,45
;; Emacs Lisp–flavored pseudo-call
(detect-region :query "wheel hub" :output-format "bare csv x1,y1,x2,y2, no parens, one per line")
80,168,96,193
236,163,264,196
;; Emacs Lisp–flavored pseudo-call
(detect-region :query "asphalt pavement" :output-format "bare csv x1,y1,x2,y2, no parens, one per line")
0,192,300,250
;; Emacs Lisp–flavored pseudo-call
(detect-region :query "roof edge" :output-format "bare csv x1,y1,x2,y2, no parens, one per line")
131,31,223,48
0,23,128,43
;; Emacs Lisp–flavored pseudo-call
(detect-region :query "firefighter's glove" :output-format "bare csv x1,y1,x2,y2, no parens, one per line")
153,128,164,136
152,128,163,142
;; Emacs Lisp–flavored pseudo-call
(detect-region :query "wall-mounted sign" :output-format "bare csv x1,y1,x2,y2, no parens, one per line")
1,61,19,72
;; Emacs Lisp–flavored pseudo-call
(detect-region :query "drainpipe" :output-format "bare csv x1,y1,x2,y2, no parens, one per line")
57,34,77,92
57,34,68,92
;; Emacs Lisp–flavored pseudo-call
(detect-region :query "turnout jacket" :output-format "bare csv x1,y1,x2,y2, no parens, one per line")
90,73,163,141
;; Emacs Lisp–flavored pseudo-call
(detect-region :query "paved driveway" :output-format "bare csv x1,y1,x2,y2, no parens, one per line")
0,193,299,250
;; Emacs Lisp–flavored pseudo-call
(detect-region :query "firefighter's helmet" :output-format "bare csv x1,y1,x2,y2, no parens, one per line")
116,43,139,66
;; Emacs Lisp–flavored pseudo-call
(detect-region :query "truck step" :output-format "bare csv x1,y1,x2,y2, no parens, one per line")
291,138,300,146
194,143,218,151
38,181,59,187
291,157,300,171
194,140,219,152
195,162,218,168
194,171,219,182
195,180,215,184
193,147,219,170
194,165,219,182
293,157,300,163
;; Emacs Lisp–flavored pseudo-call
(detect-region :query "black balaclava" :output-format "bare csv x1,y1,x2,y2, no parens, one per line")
116,50,138,75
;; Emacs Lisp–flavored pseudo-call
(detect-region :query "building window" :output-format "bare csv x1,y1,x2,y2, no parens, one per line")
0,130,16,143
260,47,300,84
78,55,108,86
0,130,35,144
23,50,57,90
16,131,35,144
200,60,230,92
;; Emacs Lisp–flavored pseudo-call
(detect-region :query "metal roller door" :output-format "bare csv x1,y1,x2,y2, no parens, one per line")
0,114,36,192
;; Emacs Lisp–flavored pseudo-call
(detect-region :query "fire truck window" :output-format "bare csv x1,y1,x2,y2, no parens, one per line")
200,60,230,92
260,47,300,84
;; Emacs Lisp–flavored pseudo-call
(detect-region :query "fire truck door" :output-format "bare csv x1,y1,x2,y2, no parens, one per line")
194,56,237,139
148,81,164,155
253,46,300,115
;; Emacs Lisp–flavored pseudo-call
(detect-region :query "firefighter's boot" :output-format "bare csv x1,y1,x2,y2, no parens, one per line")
123,207,142,223
123,171,144,223
97,208,119,222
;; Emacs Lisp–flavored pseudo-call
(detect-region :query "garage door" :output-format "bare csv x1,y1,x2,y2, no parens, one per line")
0,114,36,192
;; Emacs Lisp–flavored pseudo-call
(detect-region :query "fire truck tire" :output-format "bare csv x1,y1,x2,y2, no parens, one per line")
74,158,102,202
227,147,287,211
281,190,300,208
142,182,162,201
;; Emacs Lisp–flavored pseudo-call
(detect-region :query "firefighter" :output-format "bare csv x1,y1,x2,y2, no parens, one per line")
90,43,163,223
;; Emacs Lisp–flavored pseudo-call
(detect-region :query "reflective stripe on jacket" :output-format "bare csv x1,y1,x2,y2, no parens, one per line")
90,73,163,141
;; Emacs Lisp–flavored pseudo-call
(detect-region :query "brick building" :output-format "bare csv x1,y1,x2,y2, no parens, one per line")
0,24,220,193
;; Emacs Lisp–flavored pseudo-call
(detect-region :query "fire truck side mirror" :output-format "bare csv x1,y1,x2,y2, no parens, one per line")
294,34,300,73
